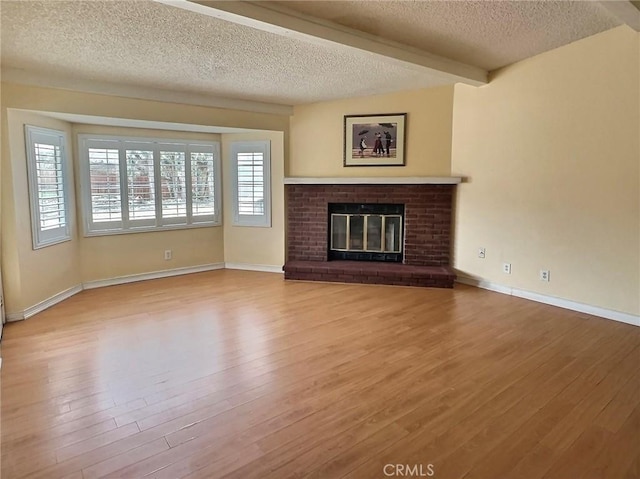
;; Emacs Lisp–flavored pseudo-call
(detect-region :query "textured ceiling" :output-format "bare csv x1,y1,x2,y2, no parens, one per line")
0,0,452,106
268,0,622,71
0,0,624,109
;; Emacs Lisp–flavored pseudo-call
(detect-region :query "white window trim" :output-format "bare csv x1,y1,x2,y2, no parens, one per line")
231,140,271,228
25,125,72,249
78,134,222,236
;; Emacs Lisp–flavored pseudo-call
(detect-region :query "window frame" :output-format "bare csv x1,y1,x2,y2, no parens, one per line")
24,125,72,249
231,140,271,228
78,134,222,236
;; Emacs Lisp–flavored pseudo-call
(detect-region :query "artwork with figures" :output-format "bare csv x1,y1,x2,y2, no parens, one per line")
344,113,406,167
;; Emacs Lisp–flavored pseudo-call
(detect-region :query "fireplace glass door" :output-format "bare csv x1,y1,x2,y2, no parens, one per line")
331,214,402,254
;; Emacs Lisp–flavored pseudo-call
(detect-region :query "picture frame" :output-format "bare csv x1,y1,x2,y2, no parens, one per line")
343,113,407,167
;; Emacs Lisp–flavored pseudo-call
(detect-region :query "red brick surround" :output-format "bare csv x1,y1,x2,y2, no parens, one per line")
284,184,456,288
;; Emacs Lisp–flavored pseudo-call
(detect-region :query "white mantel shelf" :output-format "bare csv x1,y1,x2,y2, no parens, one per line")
284,176,462,185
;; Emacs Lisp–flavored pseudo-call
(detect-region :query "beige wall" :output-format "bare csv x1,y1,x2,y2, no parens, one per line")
3,83,289,132
289,86,454,177
221,131,285,268
71,124,225,282
3,27,638,319
1,83,289,315
2,109,82,313
452,26,640,316
79,228,224,282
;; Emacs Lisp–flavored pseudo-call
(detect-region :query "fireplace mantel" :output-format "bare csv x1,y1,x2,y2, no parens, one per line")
283,176,462,185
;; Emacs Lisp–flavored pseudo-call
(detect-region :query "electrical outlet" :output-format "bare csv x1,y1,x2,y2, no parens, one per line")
164,250,172,260
478,247,486,259
540,270,550,282
502,262,512,274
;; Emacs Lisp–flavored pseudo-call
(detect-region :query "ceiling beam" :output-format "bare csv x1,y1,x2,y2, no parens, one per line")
154,0,487,87
598,1,640,31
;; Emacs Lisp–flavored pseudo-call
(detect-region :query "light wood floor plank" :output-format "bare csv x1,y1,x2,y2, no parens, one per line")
1,270,637,479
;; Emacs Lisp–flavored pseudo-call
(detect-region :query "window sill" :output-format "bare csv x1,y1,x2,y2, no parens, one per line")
83,221,222,238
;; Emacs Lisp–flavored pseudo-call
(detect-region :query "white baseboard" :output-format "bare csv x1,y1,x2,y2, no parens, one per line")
82,263,225,290
224,262,284,274
456,275,639,327
9,266,635,328
6,284,84,322
5,263,225,321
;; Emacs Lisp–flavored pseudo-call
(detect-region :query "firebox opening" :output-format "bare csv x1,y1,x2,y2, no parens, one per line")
328,203,404,263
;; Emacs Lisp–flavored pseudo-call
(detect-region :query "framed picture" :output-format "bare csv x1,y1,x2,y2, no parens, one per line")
344,113,406,167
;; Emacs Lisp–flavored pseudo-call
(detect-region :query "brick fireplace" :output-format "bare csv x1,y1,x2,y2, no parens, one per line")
283,178,459,288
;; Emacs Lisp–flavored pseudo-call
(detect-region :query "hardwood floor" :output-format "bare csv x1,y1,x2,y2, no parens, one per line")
1,270,638,479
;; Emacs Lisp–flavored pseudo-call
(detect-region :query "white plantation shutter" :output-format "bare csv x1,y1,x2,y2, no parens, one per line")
158,146,187,224
190,146,219,223
237,152,264,215
87,141,122,230
231,141,271,227
79,135,221,235
125,144,156,227
25,126,71,248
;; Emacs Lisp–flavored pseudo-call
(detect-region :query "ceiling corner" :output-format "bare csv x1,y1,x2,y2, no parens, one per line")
598,1,640,31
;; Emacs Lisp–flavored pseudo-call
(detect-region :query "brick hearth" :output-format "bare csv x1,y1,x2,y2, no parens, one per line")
283,260,456,288
284,183,456,288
